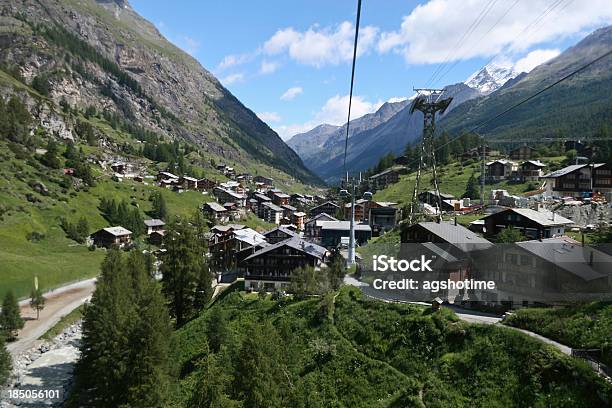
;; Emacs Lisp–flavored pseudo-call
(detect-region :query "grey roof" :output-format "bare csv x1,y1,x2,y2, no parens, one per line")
487,208,574,227
318,221,372,232
264,226,299,238
420,190,454,199
306,212,338,223
205,202,227,212
542,163,605,178
274,192,291,198
516,237,611,281
370,167,399,179
233,228,267,246
244,236,327,261
522,160,546,167
415,221,492,252
262,201,283,212
144,219,165,227
101,226,132,236
281,204,297,211
421,242,460,262
254,193,271,201
311,201,340,210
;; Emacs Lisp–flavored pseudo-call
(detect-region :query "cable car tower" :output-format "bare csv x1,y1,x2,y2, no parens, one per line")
407,89,453,225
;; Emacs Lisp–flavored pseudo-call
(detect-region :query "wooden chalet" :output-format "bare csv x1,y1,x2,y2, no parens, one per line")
91,226,133,248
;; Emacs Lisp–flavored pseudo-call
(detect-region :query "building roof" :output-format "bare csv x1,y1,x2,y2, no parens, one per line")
144,219,165,227
205,202,227,212
274,192,291,199
487,208,574,227
211,224,246,233
486,159,517,166
317,221,372,232
311,201,340,210
414,221,492,251
159,171,179,179
306,212,338,224
233,228,267,246
522,160,546,167
281,204,297,211
542,163,605,178
293,211,306,217
516,237,611,281
215,187,245,200
244,236,327,261
254,193,271,201
101,226,132,236
420,190,455,199
262,201,283,212
369,167,399,179
182,176,198,182
264,226,299,238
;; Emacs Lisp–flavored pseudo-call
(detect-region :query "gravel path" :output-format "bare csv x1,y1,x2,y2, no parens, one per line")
1,323,83,407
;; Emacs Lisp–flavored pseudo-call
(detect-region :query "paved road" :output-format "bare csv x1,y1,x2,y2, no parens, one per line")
344,276,572,355
7,279,97,356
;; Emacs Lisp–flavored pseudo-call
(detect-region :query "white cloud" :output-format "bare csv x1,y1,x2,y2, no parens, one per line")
221,73,245,85
275,94,383,140
263,22,379,67
217,53,253,71
257,112,282,123
314,94,383,125
377,0,612,65
259,60,280,74
513,48,560,73
387,96,408,104
280,86,303,101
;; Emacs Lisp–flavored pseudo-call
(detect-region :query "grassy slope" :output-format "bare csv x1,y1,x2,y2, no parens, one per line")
373,156,567,208
170,286,611,407
504,302,612,367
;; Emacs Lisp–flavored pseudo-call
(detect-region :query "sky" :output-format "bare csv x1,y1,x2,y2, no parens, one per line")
130,0,612,140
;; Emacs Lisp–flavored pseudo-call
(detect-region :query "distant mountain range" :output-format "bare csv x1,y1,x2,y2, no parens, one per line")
288,25,612,184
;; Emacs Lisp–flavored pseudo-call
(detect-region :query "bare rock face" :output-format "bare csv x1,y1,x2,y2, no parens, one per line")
0,0,321,185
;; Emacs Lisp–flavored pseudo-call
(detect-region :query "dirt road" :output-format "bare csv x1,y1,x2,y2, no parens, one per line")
6,279,97,356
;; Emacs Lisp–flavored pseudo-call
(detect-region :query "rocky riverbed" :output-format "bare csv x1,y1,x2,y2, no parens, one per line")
1,322,82,407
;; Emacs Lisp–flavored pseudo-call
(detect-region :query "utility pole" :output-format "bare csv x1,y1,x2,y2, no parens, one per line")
480,142,486,206
407,89,453,224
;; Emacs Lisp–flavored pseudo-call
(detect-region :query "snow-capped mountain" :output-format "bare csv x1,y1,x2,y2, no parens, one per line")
465,62,520,94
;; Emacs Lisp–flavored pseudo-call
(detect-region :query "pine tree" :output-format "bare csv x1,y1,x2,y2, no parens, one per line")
71,249,172,407
0,290,24,339
150,191,168,221
189,351,239,407
327,249,345,290
161,222,209,326
462,172,480,200
41,139,61,169
76,217,89,243
0,335,11,386
29,287,46,320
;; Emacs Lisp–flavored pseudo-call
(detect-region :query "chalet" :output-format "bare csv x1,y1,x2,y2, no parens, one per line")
236,173,253,183
214,187,247,207
252,193,272,218
149,230,165,246
369,168,400,191
203,202,229,222
209,227,267,271
180,176,198,190
520,160,546,182
461,146,498,160
156,171,179,182
254,175,274,186
291,196,312,211
401,221,492,253
133,176,143,183
144,219,165,235
63,168,75,176
216,164,228,172
418,191,455,206
368,204,398,232
304,213,338,240
393,155,410,165
223,202,241,220
543,163,612,200
482,208,573,239
317,221,372,248
197,178,217,191
281,204,297,219
473,236,612,307
343,199,368,222
263,226,299,244
486,159,518,181
309,201,340,218
240,237,327,291
509,145,536,160
91,226,133,248
272,192,291,206
292,211,306,230
261,202,284,225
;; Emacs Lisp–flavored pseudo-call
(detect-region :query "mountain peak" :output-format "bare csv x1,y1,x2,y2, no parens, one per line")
465,62,519,94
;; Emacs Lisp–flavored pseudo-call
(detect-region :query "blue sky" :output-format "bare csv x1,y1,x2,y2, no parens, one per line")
130,0,612,140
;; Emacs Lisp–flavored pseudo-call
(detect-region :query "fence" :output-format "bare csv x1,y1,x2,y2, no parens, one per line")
571,349,611,379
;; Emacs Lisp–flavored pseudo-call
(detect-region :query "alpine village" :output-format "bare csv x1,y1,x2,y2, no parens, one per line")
0,1,611,407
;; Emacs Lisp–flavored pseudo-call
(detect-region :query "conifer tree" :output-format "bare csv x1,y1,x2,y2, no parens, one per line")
0,335,11,386
150,191,168,221
189,350,239,408
462,172,480,200
161,222,210,326
0,290,24,339
29,287,46,320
